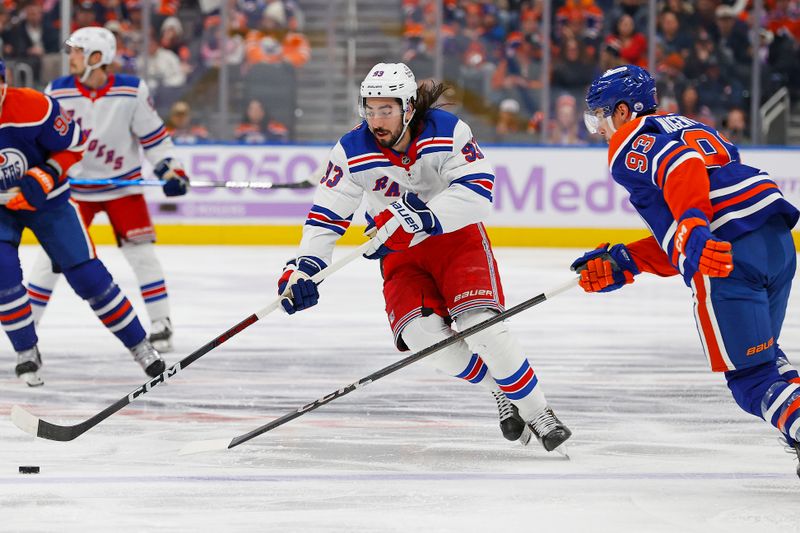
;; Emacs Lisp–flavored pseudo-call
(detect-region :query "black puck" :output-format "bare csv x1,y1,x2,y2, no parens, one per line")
18,466,40,474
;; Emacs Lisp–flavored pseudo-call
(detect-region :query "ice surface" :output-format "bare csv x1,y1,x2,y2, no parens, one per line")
1,245,798,532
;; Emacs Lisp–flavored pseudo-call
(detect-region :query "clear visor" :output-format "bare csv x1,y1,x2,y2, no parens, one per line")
360,105,406,120
583,109,606,134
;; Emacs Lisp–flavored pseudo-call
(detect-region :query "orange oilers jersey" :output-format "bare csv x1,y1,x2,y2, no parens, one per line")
607,114,798,278
0,87,85,207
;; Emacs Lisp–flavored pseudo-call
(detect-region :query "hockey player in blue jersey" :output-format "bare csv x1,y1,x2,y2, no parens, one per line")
0,59,165,386
572,64,800,477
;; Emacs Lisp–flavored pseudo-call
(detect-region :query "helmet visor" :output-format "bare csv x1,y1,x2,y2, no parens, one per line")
583,109,605,134
360,104,406,120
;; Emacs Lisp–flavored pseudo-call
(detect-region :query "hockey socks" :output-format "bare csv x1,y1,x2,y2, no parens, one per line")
0,283,36,352
63,259,146,348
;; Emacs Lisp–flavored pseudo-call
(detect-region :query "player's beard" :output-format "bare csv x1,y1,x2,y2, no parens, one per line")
372,125,402,148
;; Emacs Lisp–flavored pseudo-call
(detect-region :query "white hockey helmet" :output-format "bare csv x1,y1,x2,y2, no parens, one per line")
65,27,116,81
358,62,417,119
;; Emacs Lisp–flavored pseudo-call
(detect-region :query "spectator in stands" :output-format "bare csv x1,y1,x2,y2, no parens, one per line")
604,0,647,37
5,0,60,84
142,29,186,92
551,37,596,100
166,101,210,144
715,5,750,70
244,3,311,69
490,31,542,115
0,6,12,58
683,29,720,80
493,97,531,143
721,107,749,145
201,14,245,68
695,55,745,115
602,13,647,69
106,19,137,75
679,84,716,127
122,0,145,54
73,1,101,30
234,98,289,143
159,15,191,76
657,10,692,58
547,94,587,145
655,52,687,113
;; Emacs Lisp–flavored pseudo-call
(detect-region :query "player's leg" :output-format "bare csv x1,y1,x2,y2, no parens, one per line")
30,200,165,377
25,200,99,325
0,210,42,385
106,195,174,351
434,224,571,452
383,248,525,441
695,221,799,458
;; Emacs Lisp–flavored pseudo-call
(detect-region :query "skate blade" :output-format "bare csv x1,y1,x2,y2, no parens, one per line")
19,372,44,387
553,443,570,459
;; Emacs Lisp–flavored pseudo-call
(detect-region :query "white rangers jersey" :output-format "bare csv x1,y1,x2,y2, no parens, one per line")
46,73,177,201
297,108,495,265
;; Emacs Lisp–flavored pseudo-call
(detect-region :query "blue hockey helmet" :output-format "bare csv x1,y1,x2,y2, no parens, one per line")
584,65,657,134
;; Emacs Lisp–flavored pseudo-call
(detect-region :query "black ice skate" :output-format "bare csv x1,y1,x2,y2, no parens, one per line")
15,346,43,387
790,440,800,480
130,339,165,377
149,318,173,352
492,390,525,441
520,406,572,452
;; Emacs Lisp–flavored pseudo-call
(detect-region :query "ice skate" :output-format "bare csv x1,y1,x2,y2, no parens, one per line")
787,439,800,480
492,390,525,441
130,339,165,377
15,346,43,387
520,406,572,454
149,318,173,352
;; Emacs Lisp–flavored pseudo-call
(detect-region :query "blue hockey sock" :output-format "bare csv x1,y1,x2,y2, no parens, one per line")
63,259,145,348
494,359,538,401
0,242,36,351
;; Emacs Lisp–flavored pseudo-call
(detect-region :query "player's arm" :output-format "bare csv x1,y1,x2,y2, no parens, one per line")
362,120,493,260
278,143,364,314
652,138,732,279
7,94,86,211
427,120,494,231
130,80,189,196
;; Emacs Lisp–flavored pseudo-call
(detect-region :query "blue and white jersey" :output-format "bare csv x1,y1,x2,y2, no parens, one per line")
47,74,177,201
297,109,496,265
0,87,85,209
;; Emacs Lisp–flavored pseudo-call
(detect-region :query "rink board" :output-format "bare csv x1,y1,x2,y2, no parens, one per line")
20,144,800,247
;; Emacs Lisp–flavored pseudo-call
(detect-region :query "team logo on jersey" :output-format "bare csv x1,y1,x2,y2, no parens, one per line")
0,148,27,189
401,155,410,165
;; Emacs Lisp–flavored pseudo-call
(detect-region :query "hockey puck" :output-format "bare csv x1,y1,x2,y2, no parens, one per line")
18,466,40,474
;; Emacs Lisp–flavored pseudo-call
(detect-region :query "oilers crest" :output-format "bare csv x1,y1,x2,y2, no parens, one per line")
0,148,27,190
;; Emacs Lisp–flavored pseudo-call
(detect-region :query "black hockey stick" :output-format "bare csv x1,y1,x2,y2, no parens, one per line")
179,278,578,455
10,241,373,442
67,178,315,190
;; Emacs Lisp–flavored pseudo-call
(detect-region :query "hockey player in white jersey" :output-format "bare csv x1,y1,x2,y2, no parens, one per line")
26,27,190,352
277,63,571,451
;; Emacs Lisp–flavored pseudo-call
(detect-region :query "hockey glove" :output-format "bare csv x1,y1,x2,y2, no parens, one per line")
672,208,733,280
154,158,190,197
6,164,59,211
277,256,326,314
363,192,442,260
570,242,640,293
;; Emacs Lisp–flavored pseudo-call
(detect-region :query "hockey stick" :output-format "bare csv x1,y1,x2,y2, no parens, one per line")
179,277,578,455
68,178,315,190
10,240,373,442
0,187,19,205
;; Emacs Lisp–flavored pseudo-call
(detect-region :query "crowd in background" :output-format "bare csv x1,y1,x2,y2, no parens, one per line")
404,0,800,144
2,0,799,144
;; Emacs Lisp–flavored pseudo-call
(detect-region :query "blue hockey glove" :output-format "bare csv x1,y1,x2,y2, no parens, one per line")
6,164,60,211
154,158,190,197
570,242,640,293
363,192,442,260
672,208,733,281
277,256,326,314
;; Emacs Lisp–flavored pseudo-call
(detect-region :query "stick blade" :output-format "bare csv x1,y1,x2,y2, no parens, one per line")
178,438,232,456
11,405,41,437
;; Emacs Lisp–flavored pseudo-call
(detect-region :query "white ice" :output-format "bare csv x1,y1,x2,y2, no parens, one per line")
1,245,799,532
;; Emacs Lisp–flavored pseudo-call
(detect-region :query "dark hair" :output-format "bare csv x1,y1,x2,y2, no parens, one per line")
408,81,451,136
